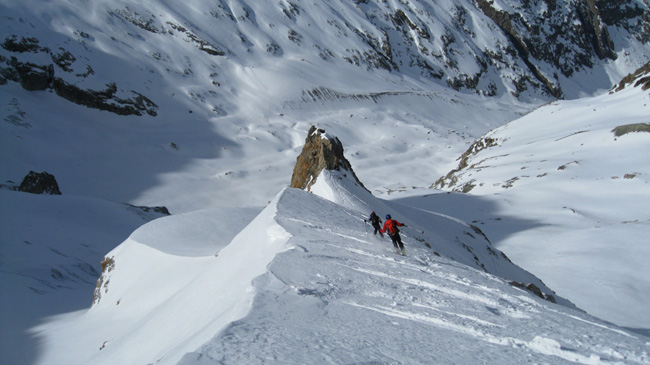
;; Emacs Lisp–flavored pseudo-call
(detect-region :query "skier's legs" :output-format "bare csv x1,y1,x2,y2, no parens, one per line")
389,234,405,255
389,234,399,248
395,234,404,250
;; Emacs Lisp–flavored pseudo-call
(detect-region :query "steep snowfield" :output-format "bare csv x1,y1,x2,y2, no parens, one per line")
28,183,650,364
422,84,650,332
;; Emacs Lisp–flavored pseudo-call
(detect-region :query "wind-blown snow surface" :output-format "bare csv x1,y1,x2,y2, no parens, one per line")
415,85,650,333
31,184,650,364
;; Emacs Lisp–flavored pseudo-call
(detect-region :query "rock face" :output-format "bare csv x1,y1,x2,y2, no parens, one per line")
1,35,158,116
2,1,648,106
290,126,368,193
17,170,62,195
613,61,650,92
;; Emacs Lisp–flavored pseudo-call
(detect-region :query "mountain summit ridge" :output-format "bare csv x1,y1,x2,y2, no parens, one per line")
31,178,649,364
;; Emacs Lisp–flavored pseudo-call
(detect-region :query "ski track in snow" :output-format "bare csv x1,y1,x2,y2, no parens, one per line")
4,183,649,364
173,189,650,365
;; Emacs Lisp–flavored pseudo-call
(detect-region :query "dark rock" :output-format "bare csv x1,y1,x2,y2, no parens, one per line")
1,35,47,53
52,80,158,116
613,61,650,92
475,0,562,98
577,0,616,60
1,35,158,116
433,136,498,190
17,171,62,195
125,203,171,216
509,281,557,303
4,57,54,91
612,123,650,137
290,126,369,193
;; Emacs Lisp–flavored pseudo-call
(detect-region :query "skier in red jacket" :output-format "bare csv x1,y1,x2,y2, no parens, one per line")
380,214,407,255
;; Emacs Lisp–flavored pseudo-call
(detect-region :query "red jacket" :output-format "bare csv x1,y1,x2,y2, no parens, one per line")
381,219,404,235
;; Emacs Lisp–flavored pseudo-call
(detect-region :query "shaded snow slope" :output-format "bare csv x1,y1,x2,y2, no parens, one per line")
32,198,279,365
0,190,167,365
424,85,650,332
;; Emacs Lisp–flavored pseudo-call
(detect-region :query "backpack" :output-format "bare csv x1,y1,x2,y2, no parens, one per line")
385,219,399,235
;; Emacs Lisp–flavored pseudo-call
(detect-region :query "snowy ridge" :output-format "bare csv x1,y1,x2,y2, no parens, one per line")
311,169,567,305
178,188,648,364
32,175,649,364
34,194,287,364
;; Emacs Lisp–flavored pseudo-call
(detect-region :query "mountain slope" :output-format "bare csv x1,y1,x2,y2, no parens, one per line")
2,0,649,213
0,190,168,365
429,79,650,332
2,0,647,106
1,1,650,363
0,0,527,213
30,184,649,364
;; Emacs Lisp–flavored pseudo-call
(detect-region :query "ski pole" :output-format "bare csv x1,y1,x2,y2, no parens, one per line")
406,226,424,234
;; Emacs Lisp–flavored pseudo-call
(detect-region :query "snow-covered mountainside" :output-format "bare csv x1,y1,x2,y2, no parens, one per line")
2,0,648,106
2,0,650,363
1,0,648,212
28,177,650,364
430,77,650,333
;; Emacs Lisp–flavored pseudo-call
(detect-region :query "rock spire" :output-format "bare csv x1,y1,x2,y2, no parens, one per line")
290,126,368,193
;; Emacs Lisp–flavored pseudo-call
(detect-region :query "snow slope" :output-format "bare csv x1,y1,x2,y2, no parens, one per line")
0,190,168,365
30,181,649,364
422,84,650,332
2,0,650,363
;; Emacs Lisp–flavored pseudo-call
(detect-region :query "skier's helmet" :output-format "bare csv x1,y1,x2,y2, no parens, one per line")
386,214,391,219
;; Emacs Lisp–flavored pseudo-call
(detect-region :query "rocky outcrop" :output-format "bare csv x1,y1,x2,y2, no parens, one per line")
290,126,368,193
473,0,637,98
124,203,171,216
613,61,650,92
93,256,115,305
578,0,616,60
1,35,158,116
433,137,498,192
474,0,557,98
17,171,62,195
509,281,557,304
596,0,650,44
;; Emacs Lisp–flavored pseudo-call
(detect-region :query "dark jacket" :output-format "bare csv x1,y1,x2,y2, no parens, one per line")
369,212,382,227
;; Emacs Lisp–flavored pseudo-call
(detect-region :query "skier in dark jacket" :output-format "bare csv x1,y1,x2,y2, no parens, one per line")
366,211,383,237
380,214,406,255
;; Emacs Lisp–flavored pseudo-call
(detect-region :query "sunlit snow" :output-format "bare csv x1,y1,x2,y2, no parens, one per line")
1,0,649,363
